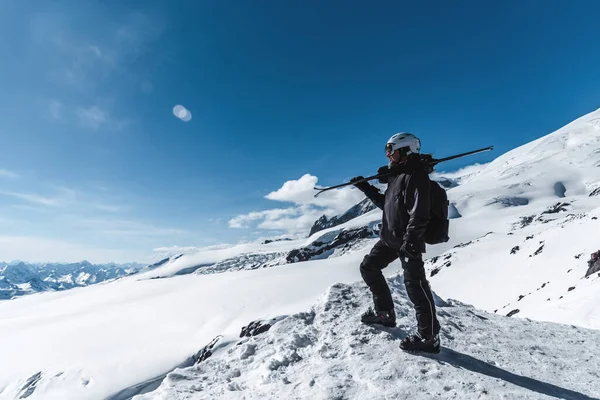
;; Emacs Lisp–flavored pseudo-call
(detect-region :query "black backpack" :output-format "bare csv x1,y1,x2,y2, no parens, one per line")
424,180,450,244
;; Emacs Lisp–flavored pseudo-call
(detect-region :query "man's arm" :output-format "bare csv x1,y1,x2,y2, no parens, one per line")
350,177,385,210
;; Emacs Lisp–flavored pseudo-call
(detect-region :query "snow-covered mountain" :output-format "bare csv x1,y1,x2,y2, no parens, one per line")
0,107,599,399
0,261,145,300
308,198,377,236
135,279,600,400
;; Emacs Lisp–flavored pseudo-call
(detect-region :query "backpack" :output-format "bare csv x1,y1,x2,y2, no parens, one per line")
424,180,450,244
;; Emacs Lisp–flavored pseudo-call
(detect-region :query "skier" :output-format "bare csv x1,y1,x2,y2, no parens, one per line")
351,132,441,353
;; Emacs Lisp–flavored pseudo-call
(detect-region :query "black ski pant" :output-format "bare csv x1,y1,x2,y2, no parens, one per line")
360,240,440,338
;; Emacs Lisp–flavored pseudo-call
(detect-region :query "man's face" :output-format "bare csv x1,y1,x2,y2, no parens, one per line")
386,149,406,166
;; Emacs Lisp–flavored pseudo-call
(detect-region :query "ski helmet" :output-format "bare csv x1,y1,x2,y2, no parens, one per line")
385,132,421,156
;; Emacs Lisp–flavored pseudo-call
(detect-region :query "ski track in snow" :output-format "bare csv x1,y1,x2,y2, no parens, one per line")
136,278,600,400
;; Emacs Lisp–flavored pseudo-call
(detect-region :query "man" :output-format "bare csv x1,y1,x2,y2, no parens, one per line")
351,132,441,353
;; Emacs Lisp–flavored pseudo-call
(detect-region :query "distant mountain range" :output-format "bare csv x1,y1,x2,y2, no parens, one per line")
0,260,146,300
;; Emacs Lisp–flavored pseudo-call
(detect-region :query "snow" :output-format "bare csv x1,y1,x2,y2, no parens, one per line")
0,250,376,400
136,279,600,400
0,107,600,399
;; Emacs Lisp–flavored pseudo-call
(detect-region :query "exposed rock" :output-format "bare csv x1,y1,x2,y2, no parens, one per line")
196,252,285,275
454,241,473,249
262,238,292,245
506,309,520,317
589,187,600,197
510,246,520,254
286,226,374,263
18,371,43,399
240,319,276,338
585,250,600,277
193,336,222,364
568,286,576,292
541,202,570,215
308,199,377,236
518,216,535,229
530,243,545,257
489,197,529,207
435,177,459,189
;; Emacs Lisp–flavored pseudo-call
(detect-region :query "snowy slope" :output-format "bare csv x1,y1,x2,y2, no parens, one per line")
2,255,599,400
425,107,600,326
0,108,600,399
0,250,377,400
136,278,600,400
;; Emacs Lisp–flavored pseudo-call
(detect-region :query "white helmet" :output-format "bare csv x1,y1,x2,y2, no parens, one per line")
385,132,421,156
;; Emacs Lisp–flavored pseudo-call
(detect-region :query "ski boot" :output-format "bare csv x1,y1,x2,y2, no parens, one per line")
400,332,441,354
360,308,396,327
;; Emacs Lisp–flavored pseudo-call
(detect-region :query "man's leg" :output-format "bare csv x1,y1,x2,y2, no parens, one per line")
401,256,440,338
360,240,399,311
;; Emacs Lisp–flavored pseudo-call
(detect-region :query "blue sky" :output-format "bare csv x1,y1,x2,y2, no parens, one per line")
1,1,600,263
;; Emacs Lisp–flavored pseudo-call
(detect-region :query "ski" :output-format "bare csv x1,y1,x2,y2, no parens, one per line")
314,145,494,198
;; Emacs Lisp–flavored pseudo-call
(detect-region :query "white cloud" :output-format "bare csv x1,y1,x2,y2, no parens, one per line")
228,174,372,236
228,208,300,229
265,174,365,214
77,106,107,129
0,186,126,213
0,191,60,206
257,207,325,232
0,169,18,179
265,174,318,204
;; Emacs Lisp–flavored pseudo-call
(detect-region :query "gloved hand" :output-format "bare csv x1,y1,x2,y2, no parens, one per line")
400,241,421,260
350,176,371,192
377,166,390,184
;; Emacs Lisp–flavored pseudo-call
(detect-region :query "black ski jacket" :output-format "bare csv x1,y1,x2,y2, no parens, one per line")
358,158,431,252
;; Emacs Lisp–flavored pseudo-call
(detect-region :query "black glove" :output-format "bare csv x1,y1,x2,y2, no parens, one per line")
400,241,421,260
350,176,371,192
377,166,390,184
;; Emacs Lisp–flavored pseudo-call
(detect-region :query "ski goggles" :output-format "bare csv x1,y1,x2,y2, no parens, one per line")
385,144,411,157
385,143,395,156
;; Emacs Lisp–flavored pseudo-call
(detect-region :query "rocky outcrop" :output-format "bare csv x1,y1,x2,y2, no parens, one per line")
585,250,600,278
287,226,375,263
308,199,377,237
